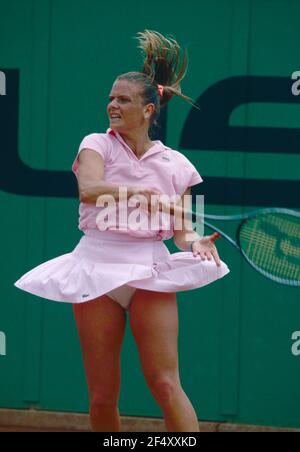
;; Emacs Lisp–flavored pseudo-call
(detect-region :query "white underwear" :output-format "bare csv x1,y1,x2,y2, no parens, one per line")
106,284,137,310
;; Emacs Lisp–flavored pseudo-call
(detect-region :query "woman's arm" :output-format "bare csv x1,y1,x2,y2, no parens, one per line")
77,149,137,203
167,188,221,265
169,188,201,251
76,148,161,205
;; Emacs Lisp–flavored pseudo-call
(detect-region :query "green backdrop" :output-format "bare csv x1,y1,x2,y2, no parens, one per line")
1,0,300,429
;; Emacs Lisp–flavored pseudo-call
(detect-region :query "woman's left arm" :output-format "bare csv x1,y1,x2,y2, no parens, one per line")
170,188,221,267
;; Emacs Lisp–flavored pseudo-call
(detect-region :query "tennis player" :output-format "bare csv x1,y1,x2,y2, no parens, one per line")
14,30,230,432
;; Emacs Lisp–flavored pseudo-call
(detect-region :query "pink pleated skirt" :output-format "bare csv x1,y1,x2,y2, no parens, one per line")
14,229,230,305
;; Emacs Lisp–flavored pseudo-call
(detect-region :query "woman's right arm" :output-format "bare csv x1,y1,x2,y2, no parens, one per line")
76,148,161,205
76,149,135,203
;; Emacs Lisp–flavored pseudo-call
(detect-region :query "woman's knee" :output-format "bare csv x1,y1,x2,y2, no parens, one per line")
147,373,181,406
90,390,120,410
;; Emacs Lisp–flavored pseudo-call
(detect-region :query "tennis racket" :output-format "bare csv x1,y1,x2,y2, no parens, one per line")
167,205,300,287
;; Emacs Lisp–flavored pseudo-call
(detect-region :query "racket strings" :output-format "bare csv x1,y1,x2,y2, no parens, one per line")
241,230,300,259
239,213,300,283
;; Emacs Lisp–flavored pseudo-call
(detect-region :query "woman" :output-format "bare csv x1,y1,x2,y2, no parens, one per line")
14,30,230,432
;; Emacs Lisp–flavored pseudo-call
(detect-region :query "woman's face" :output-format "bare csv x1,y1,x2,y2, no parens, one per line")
107,79,154,133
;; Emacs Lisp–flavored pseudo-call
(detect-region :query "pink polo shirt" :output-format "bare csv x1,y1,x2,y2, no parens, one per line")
72,128,203,240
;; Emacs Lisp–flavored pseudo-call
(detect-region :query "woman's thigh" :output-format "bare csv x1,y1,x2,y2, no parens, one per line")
73,294,127,403
128,289,180,385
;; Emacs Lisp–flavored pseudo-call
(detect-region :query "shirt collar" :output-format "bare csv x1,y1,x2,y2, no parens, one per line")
106,128,166,161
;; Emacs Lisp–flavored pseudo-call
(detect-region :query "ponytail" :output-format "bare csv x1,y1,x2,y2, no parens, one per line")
135,29,196,108
116,30,199,135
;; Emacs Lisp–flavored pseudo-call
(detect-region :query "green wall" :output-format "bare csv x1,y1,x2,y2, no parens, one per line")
1,0,300,429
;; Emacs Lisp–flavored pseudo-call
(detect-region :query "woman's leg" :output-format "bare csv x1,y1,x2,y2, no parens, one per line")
73,295,126,432
128,289,200,432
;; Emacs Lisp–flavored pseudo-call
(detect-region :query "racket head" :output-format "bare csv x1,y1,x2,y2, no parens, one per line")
236,211,300,287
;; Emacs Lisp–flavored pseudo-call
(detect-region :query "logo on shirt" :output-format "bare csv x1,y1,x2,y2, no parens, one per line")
161,155,170,161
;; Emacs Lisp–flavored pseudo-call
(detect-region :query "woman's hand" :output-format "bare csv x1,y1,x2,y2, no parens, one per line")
191,232,222,267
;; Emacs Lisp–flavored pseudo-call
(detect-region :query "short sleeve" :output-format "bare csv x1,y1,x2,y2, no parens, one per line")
72,133,111,177
183,158,203,191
